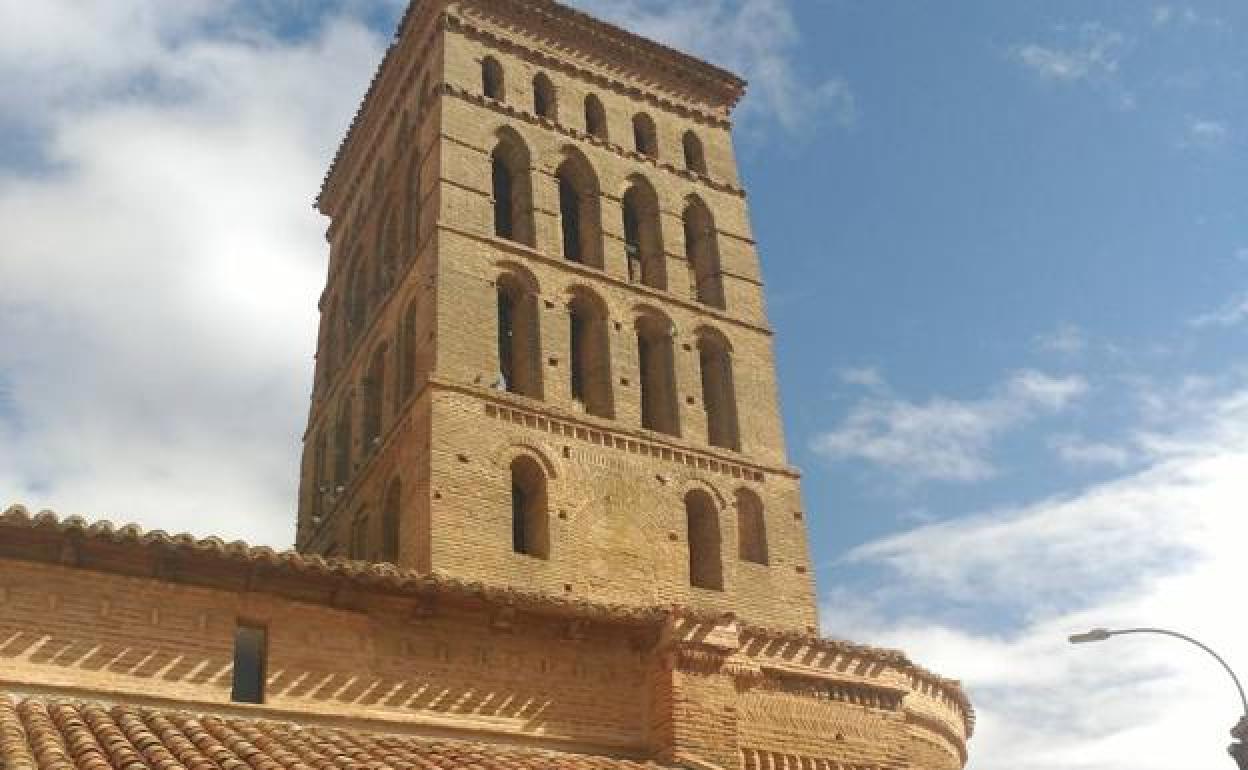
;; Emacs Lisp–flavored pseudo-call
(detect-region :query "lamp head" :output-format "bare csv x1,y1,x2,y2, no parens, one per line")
1069,629,1113,644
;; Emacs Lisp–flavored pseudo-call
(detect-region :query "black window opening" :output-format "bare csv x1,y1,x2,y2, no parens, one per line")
492,154,514,240
560,175,583,263
231,624,267,704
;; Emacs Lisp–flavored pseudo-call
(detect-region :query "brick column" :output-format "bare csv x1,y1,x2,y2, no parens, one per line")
649,615,746,770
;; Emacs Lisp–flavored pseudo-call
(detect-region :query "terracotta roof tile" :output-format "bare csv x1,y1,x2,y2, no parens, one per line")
0,505,974,738
0,697,669,770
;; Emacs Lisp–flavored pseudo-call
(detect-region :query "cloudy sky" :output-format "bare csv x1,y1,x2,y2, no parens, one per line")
1,1,1246,768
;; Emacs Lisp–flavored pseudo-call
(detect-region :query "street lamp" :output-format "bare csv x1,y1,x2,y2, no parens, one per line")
1069,627,1248,768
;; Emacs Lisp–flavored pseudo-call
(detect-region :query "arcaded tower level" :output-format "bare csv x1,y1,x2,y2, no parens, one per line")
297,0,815,629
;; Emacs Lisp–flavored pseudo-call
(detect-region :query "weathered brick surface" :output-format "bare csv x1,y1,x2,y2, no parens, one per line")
0,510,971,767
297,0,814,633
0,1,974,768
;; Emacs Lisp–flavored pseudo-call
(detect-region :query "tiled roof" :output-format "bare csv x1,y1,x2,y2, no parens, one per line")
0,695,669,770
0,505,974,737
0,506,671,625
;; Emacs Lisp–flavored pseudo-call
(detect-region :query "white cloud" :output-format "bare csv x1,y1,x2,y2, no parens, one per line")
0,1,390,545
1012,23,1126,83
812,370,1087,483
1035,323,1088,355
569,0,855,133
839,366,885,389
1049,434,1133,469
1189,292,1248,327
1152,6,1174,27
1181,117,1230,149
825,382,1248,770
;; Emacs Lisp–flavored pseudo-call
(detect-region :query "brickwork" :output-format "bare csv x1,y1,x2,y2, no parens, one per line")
297,0,815,631
0,1,974,768
0,519,972,767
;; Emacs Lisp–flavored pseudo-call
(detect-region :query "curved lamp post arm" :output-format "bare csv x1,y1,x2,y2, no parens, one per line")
1070,627,1248,717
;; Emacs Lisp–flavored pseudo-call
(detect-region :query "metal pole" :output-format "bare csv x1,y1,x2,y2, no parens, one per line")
1101,628,1248,718
1070,626,1247,768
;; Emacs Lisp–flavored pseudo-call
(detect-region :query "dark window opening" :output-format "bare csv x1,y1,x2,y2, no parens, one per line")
585,95,608,139
482,57,504,100
622,182,665,289
637,318,679,436
686,491,723,591
684,201,725,309
737,489,769,565
492,154,514,240
569,294,613,418
350,512,369,560
570,312,585,402
510,456,549,558
333,401,352,487
633,113,658,157
699,336,740,451
533,73,556,119
496,277,542,398
683,130,707,174
381,480,401,564
559,175,582,263
231,624,267,704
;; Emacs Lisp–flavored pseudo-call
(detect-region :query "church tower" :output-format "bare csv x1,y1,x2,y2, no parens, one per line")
298,0,817,631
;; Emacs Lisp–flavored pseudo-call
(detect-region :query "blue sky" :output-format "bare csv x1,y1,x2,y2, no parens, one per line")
1,2,1246,768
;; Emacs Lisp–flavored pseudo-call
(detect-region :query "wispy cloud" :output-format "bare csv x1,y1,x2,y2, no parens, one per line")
1012,23,1126,83
1035,323,1089,355
1180,116,1230,149
1049,434,1133,469
839,366,885,389
824,380,1248,770
1189,292,1248,327
812,370,1088,483
570,0,855,133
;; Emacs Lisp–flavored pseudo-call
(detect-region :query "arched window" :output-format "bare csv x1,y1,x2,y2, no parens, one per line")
381,478,401,564
398,297,421,404
497,272,543,398
555,150,603,268
636,313,679,436
405,155,421,259
736,489,768,565
371,158,386,202
584,94,608,139
350,509,370,560
397,109,411,158
533,73,557,119
698,331,739,451
510,456,549,558
621,178,665,289
333,398,353,488
633,113,658,157
346,255,369,342
685,490,723,590
568,290,613,418
363,345,387,450
482,57,504,100
491,131,535,246
312,431,328,513
323,302,340,378
682,131,707,174
377,207,400,293
683,198,724,309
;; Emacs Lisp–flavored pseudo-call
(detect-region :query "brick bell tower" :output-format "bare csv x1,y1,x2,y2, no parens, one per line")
298,0,817,631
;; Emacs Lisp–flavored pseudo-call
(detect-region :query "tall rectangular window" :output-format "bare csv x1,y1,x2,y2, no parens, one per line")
231,623,267,704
